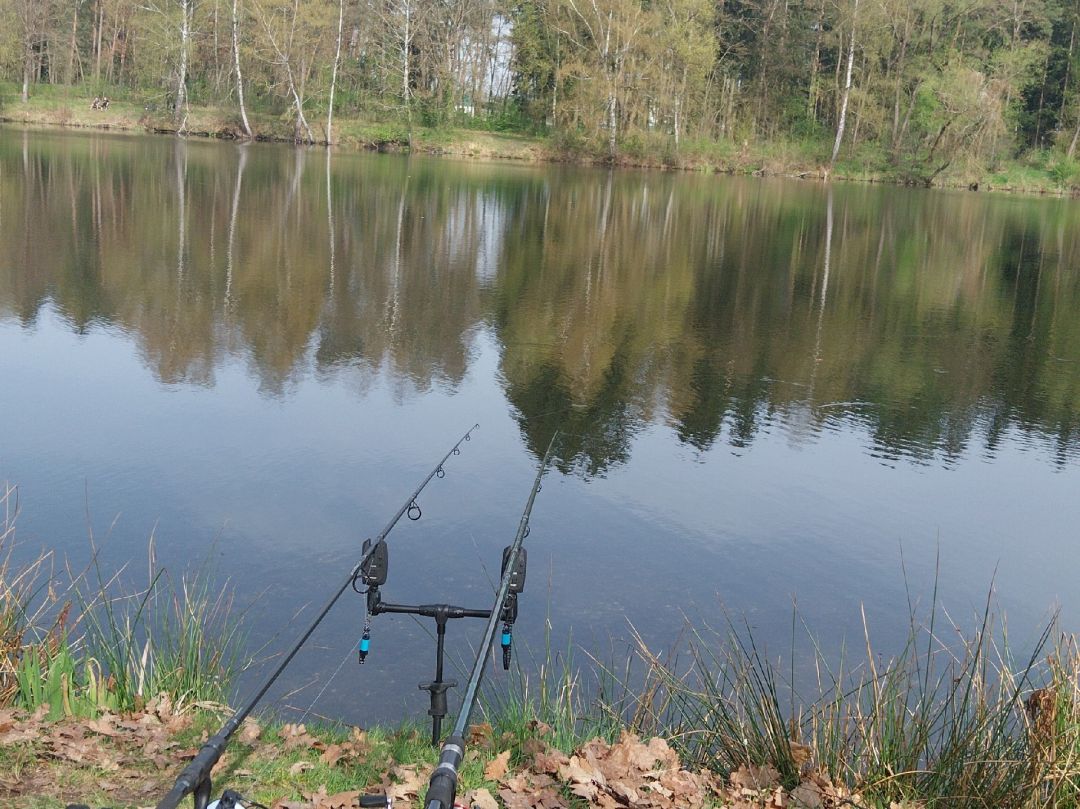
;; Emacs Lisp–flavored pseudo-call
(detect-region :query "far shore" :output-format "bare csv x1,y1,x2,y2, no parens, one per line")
4,87,1079,199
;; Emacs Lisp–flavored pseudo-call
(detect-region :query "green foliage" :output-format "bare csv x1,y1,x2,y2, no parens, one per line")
1050,157,1080,186
548,126,590,158
510,0,559,125
13,635,117,719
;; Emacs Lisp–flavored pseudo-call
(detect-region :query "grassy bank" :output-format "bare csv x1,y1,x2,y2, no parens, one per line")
4,484,1080,807
4,83,1080,196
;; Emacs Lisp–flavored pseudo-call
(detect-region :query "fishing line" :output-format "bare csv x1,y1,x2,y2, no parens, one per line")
295,641,356,725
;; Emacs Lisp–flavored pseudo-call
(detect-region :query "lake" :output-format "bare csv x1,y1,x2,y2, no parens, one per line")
1,126,1078,726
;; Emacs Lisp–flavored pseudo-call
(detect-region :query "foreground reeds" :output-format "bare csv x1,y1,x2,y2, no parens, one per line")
0,482,242,719
603,597,1080,808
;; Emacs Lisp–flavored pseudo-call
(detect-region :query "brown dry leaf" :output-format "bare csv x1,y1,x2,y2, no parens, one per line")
281,723,319,751
240,718,262,745
498,788,534,809
659,768,706,804
502,771,533,794
788,782,824,809
85,715,123,737
465,786,500,809
0,724,38,746
535,788,568,809
788,742,813,768
521,737,545,760
468,722,493,748
320,743,345,767
558,753,606,790
533,745,569,775
730,764,781,793
609,779,641,804
313,789,360,809
145,692,174,719
289,760,316,776
484,749,512,781
385,763,430,804
211,752,232,776
527,719,553,737
546,734,720,809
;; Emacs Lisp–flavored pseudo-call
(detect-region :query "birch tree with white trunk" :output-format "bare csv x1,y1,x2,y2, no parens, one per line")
828,0,859,173
251,0,318,143
326,0,344,143
137,0,198,129
232,0,253,137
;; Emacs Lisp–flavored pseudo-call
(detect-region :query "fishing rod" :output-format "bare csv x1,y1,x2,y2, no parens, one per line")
422,433,558,809
156,424,479,809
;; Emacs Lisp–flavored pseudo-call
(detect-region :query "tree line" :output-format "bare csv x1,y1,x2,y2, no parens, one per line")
3,0,1080,174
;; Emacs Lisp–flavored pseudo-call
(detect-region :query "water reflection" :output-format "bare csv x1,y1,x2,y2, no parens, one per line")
1,129,1078,472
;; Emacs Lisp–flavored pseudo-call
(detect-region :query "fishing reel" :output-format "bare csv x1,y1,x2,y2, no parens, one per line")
352,536,528,744
203,790,389,809
206,791,268,809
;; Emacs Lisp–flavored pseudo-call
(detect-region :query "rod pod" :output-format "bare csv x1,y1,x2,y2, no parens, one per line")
155,424,479,809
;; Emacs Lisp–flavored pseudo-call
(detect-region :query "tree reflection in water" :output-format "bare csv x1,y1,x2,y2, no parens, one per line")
1,130,1078,473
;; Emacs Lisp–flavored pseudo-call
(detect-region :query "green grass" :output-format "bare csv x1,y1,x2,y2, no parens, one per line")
1,495,245,718
612,586,1080,808
68,545,244,713
482,625,625,756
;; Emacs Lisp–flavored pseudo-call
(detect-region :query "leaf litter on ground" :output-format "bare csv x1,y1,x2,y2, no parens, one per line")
1,703,871,809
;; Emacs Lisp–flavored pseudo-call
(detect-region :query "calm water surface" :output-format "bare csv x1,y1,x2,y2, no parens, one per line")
1,127,1078,724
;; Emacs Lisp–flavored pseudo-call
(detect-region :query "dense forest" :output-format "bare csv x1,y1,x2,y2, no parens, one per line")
4,0,1080,179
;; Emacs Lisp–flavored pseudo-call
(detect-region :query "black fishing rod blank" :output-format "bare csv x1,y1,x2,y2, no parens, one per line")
156,424,479,809
423,434,558,809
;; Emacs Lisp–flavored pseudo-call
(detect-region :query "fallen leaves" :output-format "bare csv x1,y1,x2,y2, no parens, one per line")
0,700,866,809
281,723,321,751
465,786,500,809
240,717,262,744
468,722,493,748
484,749,511,781
383,762,432,805
0,694,203,806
